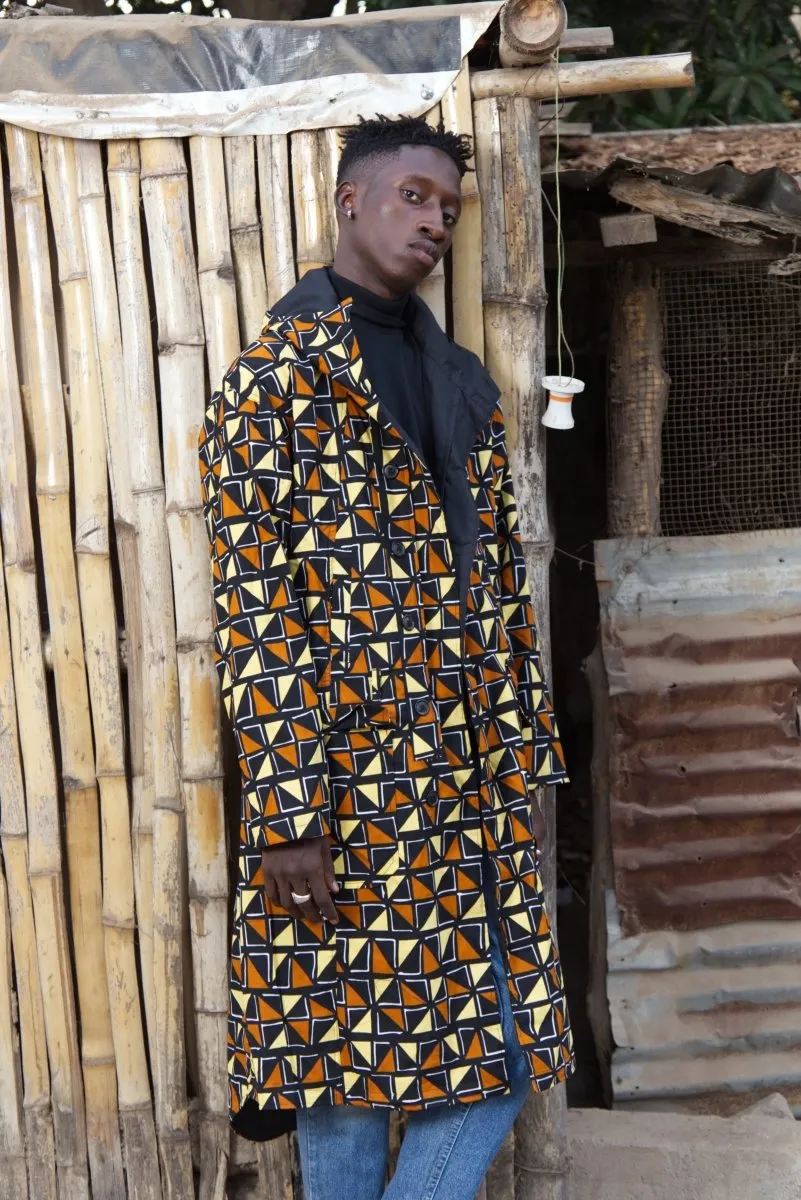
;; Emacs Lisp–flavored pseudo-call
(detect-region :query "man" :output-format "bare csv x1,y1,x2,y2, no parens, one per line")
199,115,573,1200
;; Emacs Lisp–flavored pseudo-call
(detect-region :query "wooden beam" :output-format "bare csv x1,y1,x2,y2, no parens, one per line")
471,52,694,101
609,174,801,245
499,0,567,67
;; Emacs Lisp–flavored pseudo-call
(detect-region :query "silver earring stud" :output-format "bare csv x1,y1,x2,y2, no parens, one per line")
347,209,355,220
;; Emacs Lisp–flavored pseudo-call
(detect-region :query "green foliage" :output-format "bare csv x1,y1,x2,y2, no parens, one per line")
569,0,801,128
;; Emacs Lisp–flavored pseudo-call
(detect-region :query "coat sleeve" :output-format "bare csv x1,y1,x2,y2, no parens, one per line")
198,352,331,849
491,403,568,788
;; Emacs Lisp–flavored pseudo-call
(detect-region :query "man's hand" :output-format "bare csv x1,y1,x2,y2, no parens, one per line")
261,836,340,924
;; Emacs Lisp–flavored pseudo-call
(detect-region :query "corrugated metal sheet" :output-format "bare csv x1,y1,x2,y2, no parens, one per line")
596,530,801,1114
596,530,801,936
606,891,801,1115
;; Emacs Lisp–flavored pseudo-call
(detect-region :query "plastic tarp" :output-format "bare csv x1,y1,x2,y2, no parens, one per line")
0,4,500,139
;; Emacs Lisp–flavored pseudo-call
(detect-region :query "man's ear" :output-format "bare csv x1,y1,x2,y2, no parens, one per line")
334,179,357,222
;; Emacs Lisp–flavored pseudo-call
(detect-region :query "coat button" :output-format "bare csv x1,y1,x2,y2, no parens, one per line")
414,698,431,717
391,540,406,557
402,614,417,632
383,463,399,479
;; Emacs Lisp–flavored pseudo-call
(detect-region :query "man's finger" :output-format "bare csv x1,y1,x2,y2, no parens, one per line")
320,839,340,893
289,876,320,924
276,876,304,920
310,871,339,924
263,874,278,905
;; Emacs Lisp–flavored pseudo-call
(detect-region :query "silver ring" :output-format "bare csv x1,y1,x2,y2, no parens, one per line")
291,890,312,904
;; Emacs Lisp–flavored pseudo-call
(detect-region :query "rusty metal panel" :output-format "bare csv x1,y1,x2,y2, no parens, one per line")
596,531,801,1113
606,890,801,1115
596,530,801,938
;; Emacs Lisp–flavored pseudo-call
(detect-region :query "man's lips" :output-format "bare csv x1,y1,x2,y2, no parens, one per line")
409,239,439,267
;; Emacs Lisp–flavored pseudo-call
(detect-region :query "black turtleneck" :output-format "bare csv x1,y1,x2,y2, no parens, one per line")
328,268,435,478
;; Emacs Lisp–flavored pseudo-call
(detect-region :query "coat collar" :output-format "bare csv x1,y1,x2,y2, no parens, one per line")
263,268,500,467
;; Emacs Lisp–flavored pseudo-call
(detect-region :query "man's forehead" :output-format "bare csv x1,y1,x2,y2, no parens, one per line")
373,144,462,187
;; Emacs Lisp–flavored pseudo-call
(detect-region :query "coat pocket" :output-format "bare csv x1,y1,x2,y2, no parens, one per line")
325,722,403,884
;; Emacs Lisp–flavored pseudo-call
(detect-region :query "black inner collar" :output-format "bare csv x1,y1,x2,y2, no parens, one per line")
329,268,409,329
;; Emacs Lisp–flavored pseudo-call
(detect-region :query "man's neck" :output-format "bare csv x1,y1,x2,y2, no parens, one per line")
331,251,409,302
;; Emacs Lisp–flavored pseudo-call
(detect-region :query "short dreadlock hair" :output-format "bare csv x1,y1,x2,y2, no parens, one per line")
337,114,472,184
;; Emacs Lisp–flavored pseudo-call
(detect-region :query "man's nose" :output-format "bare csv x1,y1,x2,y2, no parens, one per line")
417,209,446,241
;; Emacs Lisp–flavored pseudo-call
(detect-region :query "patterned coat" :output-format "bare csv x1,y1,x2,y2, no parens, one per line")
198,269,574,1130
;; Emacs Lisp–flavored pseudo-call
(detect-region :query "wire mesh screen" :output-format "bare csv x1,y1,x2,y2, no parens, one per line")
660,260,801,537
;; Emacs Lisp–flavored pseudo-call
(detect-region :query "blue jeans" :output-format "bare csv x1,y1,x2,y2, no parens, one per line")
296,872,532,1200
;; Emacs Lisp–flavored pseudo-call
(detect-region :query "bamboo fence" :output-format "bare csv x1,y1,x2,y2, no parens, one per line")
0,64,563,1200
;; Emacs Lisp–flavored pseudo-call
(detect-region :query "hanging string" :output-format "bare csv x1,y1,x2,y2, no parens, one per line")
542,45,576,386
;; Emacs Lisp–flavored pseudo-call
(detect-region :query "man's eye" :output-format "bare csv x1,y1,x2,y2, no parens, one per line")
401,188,420,202
444,213,457,228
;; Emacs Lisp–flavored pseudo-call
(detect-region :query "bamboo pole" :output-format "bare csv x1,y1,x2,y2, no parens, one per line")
471,52,695,101
442,64,484,360
106,139,180,1102
417,104,447,331
191,137,241,389
473,96,570,1200
0,863,28,1200
5,122,90,1200
499,0,567,68
139,135,212,1200
0,560,31,1200
257,133,296,306
39,130,127,1200
223,136,269,344
0,144,55,1200
291,128,336,276
188,134,237,1200
73,136,164,1200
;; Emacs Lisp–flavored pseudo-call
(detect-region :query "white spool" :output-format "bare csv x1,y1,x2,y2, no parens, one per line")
541,374,585,430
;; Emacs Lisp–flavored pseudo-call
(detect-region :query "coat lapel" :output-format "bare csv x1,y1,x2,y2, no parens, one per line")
264,269,501,613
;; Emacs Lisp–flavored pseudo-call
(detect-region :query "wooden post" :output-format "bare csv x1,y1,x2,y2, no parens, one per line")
474,95,570,1200
499,0,567,68
583,643,614,1107
257,1138,294,1200
607,260,670,537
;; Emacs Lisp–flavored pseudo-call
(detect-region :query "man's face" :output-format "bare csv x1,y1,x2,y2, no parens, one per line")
336,144,463,295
